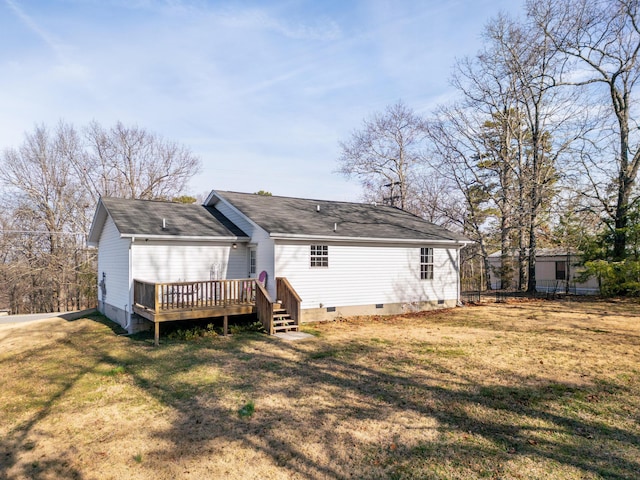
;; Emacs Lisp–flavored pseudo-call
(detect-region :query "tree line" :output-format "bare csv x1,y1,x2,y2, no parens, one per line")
2,0,638,313
0,121,201,314
338,0,640,295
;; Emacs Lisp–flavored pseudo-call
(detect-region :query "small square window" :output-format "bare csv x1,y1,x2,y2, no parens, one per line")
310,245,328,268
421,247,434,280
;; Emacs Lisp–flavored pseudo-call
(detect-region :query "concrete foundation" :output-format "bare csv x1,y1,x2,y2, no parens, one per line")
299,299,457,323
98,301,151,334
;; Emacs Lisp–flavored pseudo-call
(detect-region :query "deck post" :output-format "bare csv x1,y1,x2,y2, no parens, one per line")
223,315,228,336
154,322,159,346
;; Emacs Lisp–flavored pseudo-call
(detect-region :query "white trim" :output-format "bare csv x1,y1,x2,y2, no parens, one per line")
87,198,108,246
120,234,249,242
269,232,471,246
127,236,133,331
206,191,265,232
456,248,461,303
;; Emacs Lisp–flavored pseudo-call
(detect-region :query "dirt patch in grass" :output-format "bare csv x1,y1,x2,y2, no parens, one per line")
1,300,639,479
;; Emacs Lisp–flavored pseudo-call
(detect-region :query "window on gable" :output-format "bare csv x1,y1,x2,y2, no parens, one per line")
421,247,434,280
310,245,328,268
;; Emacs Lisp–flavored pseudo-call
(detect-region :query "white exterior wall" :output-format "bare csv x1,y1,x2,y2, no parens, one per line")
274,241,459,309
254,232,275,297
214,199,276,297
488,254,600,293
131,241,249,282
97,216,131,327
536,258,559,282
536,256,600,292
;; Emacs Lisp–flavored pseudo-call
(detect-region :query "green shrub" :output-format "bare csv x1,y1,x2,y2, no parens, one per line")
229,321,265,335
581,259,640,296
167,323,219,341
237,400,255,418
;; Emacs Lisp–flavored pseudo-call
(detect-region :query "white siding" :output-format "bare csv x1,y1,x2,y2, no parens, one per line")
132,241,249,282
215,200,276,296
214,201,256,238
536,256,600,291
97,216,131,321
275,241,460,309
254,232,276,297
488,254,600,292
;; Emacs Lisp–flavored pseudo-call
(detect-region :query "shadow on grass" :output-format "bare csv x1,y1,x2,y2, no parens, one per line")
1,311,639,479
125,328,640,478
0,325,101,480
58,309,99,322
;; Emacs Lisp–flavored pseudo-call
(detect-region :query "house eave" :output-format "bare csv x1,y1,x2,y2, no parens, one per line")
87,198,108,246
269,232,471,246
122,234,250,243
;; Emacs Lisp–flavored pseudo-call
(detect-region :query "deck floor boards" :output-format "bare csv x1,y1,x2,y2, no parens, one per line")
133,303,255,323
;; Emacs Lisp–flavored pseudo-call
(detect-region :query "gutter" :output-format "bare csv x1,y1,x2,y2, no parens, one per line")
120,234,250,242
269,232,472,246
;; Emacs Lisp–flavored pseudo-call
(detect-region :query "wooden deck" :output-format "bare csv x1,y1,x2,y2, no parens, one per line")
133,278,257,323
133,278,302,345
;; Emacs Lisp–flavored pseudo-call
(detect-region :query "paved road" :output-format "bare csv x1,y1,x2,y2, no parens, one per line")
0,312,68,325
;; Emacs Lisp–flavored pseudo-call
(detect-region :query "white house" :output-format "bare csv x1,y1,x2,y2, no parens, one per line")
88,190,471,338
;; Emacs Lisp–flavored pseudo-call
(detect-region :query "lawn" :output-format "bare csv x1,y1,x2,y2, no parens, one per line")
0,299,639,479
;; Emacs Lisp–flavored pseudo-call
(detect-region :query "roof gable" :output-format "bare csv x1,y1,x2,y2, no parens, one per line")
88,197,248,245
210,190,469,244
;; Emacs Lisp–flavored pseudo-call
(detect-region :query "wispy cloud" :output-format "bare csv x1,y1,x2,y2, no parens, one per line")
0,0,526,201
3,0,66,60
215,7,342,41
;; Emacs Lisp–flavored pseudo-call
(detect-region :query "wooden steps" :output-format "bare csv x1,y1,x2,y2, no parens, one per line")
272,303,298,333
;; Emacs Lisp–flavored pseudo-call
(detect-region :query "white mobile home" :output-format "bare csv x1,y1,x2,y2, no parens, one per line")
487,248,600,294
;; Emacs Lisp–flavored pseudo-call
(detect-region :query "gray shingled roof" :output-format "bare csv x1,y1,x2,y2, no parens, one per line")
214,191,469,243
489,248,577,258
101,197,248,238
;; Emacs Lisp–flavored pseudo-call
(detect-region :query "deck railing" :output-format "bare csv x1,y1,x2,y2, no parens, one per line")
255,281,274,334
134,280,157,312
276,277,301,325
134,278,256,313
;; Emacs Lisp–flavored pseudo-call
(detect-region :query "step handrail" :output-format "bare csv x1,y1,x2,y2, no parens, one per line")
255,281,274,334
276,277,301,327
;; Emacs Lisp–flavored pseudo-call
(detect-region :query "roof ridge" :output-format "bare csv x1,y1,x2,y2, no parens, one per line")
102,197,202,206
215,190,406,209
214,190,469,243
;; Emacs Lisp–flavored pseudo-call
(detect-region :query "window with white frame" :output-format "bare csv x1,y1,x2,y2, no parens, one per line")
310,245,328,267
249,249,256,276
420,247,434,280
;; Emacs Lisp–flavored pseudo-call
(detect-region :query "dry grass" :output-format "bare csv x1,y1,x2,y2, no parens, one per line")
1,299,639,479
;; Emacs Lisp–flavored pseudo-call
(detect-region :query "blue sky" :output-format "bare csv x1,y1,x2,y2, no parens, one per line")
0,0,523,201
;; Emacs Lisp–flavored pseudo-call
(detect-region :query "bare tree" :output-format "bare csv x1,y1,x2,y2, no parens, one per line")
457,14,577,291
77,121,202,202
0,121,201,313
0,123,90,312
488,14,571,293
407,173,463,228
426,104,497,290
528,0,640,260
423,13,579,293
338,101,427,211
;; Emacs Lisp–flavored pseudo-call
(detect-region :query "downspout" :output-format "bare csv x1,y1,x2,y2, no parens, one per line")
124,237,134,331
456,247,462,306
